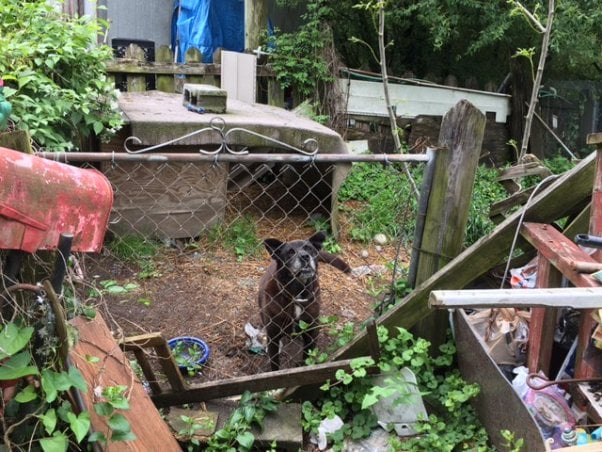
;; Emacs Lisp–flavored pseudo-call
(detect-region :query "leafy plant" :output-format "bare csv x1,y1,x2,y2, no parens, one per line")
0,321,136,451
208,216,260,261
172,341,205,377
500,429,525,452
302,326,488,450
107,235,161,279
338,162,421,242
266,2,335,102
206,391,278,451
177,414,216,451
0,0,122,150
91,385,137,444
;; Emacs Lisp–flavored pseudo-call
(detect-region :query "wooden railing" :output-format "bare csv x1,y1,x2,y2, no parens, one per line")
105,43,284,106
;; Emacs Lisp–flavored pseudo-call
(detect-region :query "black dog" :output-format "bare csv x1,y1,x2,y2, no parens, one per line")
258,231,351,370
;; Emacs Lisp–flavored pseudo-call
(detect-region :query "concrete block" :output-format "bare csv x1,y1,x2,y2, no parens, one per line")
183,83,227,113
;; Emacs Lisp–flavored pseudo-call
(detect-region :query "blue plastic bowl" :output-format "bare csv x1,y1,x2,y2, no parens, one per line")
168,336,210,372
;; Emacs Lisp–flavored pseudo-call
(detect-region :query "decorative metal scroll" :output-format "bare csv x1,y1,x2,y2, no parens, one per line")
123,117,319,156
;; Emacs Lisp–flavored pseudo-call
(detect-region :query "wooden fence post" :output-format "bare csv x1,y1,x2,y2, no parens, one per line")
156,45,175,93
125,44,147,92
411,99,486,348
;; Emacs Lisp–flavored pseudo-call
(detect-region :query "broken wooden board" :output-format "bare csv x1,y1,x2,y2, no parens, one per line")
330,150,597,361
69,315,182,451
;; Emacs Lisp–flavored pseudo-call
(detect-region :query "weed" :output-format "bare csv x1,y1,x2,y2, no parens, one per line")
206,391,278,451
208,217,260,261
108,235,159,262
302,326,489,450
172,341,206,377
338,163,420,243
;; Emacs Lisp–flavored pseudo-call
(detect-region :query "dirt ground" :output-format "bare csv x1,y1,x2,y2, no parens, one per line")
86,218,410,386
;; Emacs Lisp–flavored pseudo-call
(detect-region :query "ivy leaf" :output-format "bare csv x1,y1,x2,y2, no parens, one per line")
108,413,131,433
39,433,68,452
38,408,58,435
111,430,137,442
15,384,38,403
68,366,88,393
0,323,34,359
94,402,114,417
67,411,91,443
0,351,39,380
236,431,255,449
88,431,107,444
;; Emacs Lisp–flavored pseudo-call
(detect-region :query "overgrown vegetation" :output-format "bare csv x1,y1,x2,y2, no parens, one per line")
0,307,135,450
0,0,122,150
208,216,261,261
302,326,488,450
338,161,510,247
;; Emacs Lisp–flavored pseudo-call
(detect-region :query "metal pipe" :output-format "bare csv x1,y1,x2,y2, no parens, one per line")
37,151,431,164
407,147,437,288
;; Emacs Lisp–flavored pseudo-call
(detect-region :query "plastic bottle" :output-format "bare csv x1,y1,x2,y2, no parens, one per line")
561,427,577,446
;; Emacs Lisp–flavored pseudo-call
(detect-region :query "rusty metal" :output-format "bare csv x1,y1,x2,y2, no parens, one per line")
454,310,546,450
527,373,602,391
0,146,113,253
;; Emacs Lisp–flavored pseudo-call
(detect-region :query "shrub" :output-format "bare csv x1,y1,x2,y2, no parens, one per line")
0,0,122,150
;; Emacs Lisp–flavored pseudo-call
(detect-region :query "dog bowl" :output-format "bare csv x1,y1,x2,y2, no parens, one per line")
167,336,210,373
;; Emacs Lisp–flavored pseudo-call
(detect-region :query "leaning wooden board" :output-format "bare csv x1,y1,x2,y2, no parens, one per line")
69,315,181,451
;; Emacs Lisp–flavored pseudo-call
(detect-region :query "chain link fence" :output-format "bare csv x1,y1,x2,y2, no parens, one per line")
6,152,428,386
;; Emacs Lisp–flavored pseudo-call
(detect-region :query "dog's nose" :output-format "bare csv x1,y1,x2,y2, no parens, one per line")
300,253,310,262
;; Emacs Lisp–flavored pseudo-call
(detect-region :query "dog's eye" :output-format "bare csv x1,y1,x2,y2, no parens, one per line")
287,249,295,256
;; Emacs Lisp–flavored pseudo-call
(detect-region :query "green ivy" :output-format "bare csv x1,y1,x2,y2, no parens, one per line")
303,326,490,450
0,0,122,150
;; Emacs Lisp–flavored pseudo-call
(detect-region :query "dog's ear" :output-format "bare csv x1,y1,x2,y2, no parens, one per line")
264,238,284,259
308,231,326,250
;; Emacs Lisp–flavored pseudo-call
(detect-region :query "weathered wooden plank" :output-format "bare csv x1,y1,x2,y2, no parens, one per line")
489,178,555,221
106,60,275,77
412,100,486,346
151,359,361,407
429,287,602,309
156,45,175,93
330,151,596,361
69,315,182,451
496,161,552,181
520,222,600,288
102,161,228,239
527,260,562,375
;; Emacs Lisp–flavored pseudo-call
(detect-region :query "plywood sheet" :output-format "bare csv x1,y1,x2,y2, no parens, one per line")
70,315,181,451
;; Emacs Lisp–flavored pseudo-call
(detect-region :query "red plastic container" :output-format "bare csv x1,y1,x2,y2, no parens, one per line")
0,147,113,253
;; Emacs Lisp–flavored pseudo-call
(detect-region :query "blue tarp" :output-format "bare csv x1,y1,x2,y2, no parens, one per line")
172,0,244,63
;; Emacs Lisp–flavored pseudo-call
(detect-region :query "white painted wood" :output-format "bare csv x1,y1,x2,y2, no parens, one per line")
221,50,257,104
429,287,602,309
339,79,511,123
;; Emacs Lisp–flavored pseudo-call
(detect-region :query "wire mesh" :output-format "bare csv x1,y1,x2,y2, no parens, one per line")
2,155,424,385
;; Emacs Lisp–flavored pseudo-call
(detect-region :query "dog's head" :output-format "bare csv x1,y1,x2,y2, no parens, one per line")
264,231,326,284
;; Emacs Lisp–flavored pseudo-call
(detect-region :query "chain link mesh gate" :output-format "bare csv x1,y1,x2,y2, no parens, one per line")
28,150,430,382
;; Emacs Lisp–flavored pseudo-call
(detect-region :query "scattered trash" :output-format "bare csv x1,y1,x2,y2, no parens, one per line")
351,264,387,278
343,427,392,451
244,322,266,354
512,366,577,448
370,367,428,437
310,414,344,450
510,258,538,288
